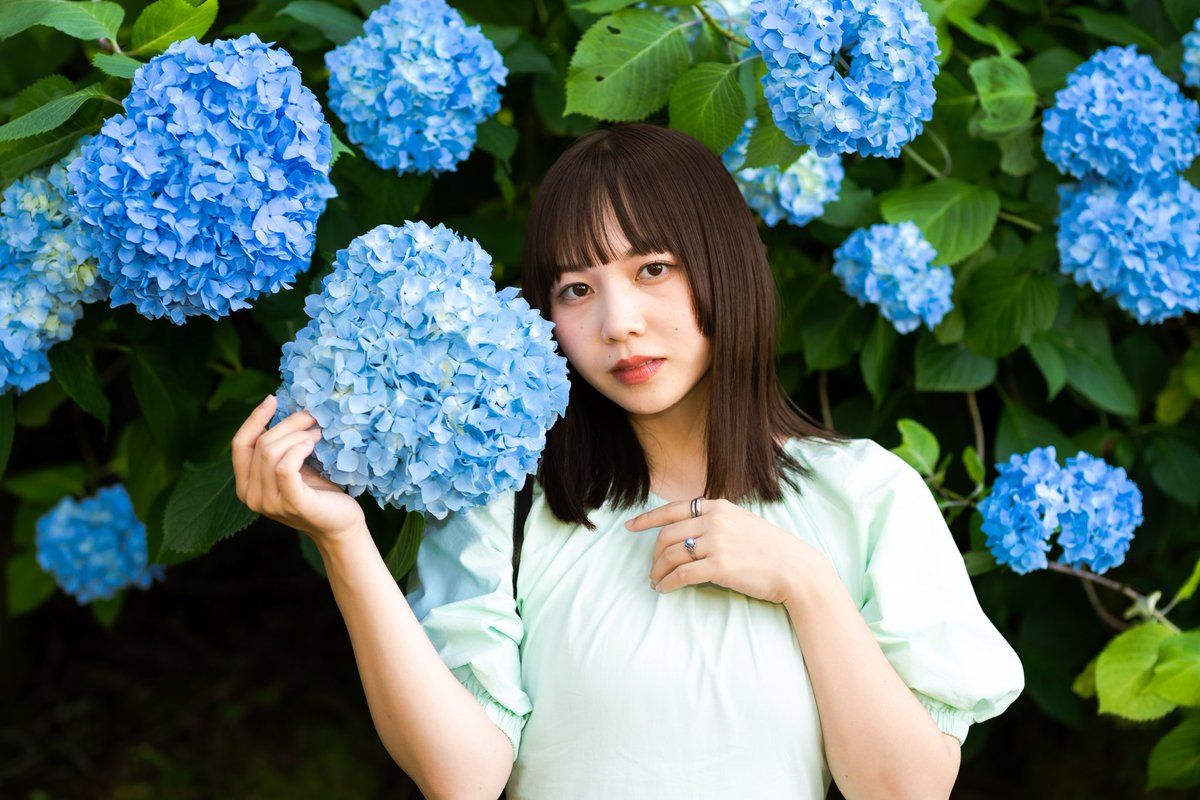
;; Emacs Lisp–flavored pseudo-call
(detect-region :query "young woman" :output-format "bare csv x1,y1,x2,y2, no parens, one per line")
232,124,1024,800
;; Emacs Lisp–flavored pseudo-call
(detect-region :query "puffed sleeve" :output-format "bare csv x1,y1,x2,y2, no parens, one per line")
405,491,532,761
851,440,1025,745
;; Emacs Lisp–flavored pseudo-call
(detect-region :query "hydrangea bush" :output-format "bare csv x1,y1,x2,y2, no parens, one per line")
35,485,163,604
325,0,507,175
831,221,953,333
722,118,843,227
68,34,335,324
274,221,569,518
745,0,940,158
0,148,105,393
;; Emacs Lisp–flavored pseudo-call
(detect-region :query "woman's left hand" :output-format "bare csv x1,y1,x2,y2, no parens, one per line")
626,498,827,606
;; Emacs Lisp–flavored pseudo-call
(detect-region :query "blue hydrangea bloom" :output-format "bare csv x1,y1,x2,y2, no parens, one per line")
325,0,507,175
1,146,106,394
1056,176,1200,324
68,34,335,325
745,0,940,158
1042,46,1200,186
35,484,164,604
274,221,570,519
722,118,843,227
1056,452,1142,574
978,447,1069,575
832,221,953,332
1184,19,1200,89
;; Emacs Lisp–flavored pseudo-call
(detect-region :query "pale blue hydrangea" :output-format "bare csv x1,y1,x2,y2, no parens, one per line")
1056,452,1142,574
745,0,940,158
1056,176,1200,324
1042,46,1200,186
722,118,843,227
68,34,335,325
326,0,507,175
35,485,164,604
832,221,953,332
1184,19,1200,89
274,221,570,519
1,147,105,394
979,447,1067,575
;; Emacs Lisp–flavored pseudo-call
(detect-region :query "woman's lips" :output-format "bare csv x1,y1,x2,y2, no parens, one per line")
611,358,663,385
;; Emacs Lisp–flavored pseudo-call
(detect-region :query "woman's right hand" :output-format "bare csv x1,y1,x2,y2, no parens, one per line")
232,394,366,549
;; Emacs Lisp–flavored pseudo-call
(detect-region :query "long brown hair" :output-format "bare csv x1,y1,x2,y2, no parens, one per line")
522,124,840,528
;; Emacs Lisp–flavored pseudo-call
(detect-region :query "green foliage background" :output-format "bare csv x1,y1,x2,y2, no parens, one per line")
2,0,1200,796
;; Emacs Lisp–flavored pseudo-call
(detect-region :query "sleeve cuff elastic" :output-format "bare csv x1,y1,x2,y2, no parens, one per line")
914,692,973,745
455,666,528,762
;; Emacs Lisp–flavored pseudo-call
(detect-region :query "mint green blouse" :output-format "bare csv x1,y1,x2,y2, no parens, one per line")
406,437,1024,799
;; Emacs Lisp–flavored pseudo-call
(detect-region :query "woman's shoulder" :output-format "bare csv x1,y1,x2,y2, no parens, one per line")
781,435,925,502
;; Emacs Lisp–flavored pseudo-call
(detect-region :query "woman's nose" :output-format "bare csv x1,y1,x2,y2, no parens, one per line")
599,292,646,343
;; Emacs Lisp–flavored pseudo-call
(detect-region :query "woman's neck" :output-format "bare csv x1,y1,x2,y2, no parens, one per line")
628,398,709,503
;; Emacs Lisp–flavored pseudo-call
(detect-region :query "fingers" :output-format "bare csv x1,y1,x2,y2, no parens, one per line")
244,426,322,514
649,536,707,588
232,394,278,500
624,498,691,531
269,432,322,512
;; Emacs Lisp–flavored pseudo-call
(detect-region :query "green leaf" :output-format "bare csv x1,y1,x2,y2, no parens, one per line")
276,0,363,45
1072,655,1098,699
565,9,691,122
1169,554,1200,609
1155,378,1192,426
1095,622,1177,721
994,399,1075,462
1065,7,1162,51
11,75,75,118
668,62,745,155
879,179,1000,265
1025,47,1084,98
91,52,145,79
6,552,57,616
945,9,1021,56
46,340,110,430
131,0,220,56
91,592,125,627
0,119,101,185
161,456,259,555
1148,717,1200,790
968,57,1036,134
0,0,124,42
996,125,1038,176
0,395,13,481
962,259,1057,357
892,419,940,476
0,84,110,142
963,549,996,577
206,370,279,412
1147,633,1200,706
476,117,519,162
0,462,86,504
329,130,354,167
800,282,873,370
130,350,194,457
1027,337,1067,400
819,177,876,229
1044,314,1138,417
504,39,556,75
740,104,806,170
384,512,424,581
915,335,997,392
963,445,985,485
1146,434,1200,509
860,315,898,407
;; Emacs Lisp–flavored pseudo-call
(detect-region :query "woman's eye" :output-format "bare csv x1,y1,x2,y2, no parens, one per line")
641,262,669,278
559,283,589,299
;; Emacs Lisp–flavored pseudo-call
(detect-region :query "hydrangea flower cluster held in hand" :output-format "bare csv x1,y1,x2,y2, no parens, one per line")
326,0,507,175
978,447,1143,575
1,148,106,394
36,485,164,604
274,222,569,519
832,221,953,333
745,0,940,158
1043,46,1200,324
722,118,843,227
69,34,335,325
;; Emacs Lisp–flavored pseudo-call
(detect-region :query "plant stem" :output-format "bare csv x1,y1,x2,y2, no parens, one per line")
818,370,833,430
997,210,1043,232
925,129,953,175
903,145,945,181
697,3,752,49
1046,562,1182,633
966,390,985,468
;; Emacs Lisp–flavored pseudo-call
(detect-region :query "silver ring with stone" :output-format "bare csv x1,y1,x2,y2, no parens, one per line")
684,537,699,560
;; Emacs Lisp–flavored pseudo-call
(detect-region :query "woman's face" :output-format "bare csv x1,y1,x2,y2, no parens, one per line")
548,224,712,425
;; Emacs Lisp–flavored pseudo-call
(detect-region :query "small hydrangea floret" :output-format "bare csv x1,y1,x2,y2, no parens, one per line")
1056,176,1200,324
832,221,953,333
274,221,570,519
326,0,507,175
1042,46,1200,186
1,147,105,394
69,34,335,324
745,0,940,158
35,485,164,604
722,118,843,227
1184,19,1200,89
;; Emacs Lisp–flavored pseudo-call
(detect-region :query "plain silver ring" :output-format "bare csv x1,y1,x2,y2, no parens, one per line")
690,497,703,518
